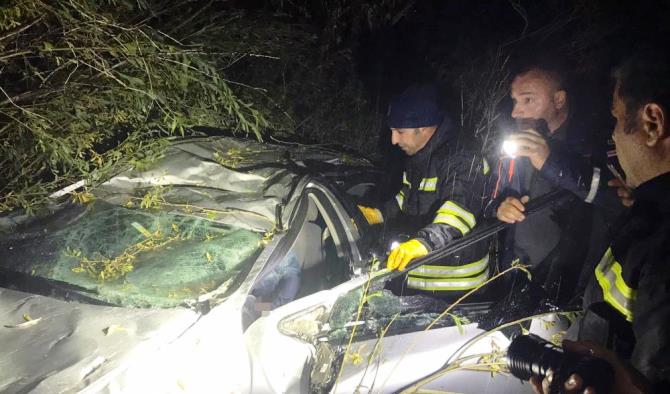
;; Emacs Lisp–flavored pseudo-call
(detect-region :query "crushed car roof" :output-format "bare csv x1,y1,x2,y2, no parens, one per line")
94,136,372,232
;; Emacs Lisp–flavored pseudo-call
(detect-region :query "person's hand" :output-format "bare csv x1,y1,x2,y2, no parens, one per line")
507,129,551,170
496,195,530,223
387,239,428,271
529,340,650,394
357,205,384,225
607,179,635,207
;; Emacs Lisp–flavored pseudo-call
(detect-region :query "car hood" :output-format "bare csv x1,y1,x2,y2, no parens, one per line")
0,287,199,393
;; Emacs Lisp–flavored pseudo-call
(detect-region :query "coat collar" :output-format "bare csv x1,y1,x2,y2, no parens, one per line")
633,172,670,207
408,119,450,166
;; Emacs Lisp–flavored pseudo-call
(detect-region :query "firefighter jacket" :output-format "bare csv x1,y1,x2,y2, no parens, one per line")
567,172,670,391
486,117,624,302
381,120,492,293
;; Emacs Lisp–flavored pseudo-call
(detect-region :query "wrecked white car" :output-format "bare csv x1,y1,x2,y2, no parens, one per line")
0,136,378,393
0,136,571,393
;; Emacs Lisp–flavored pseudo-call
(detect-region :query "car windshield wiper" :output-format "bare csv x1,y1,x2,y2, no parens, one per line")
373,190,572,283
0,267,118,306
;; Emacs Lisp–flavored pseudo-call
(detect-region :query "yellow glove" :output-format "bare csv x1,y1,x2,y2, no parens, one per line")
357,205,384,225
387,239,428,271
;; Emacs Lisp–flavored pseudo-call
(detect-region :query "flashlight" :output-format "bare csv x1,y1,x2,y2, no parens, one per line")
389,241,400,251
387,234,409,254
502,139,519,158
506,334,614,394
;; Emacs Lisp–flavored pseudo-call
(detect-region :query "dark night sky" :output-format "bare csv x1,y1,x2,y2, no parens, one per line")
347,0,670,106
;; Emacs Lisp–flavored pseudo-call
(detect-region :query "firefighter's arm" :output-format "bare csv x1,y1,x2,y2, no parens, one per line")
415,156,481,251
387,239,429,271
537,134,624,214
629,257,670,391
387,194,478,272
357,180,408,225
483,156,516,219
357,205,383,225
496,195,530,223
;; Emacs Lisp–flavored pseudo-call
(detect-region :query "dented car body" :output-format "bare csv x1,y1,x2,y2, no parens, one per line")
0,136,567,393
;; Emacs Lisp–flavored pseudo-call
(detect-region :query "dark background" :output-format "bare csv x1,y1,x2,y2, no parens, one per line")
226,0,670,184
222,0,670,153
3,0,670,211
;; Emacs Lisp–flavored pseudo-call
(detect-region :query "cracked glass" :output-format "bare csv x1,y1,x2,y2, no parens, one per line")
0,200,263,308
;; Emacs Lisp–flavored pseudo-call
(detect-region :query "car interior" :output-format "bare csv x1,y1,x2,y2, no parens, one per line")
246,193,351,320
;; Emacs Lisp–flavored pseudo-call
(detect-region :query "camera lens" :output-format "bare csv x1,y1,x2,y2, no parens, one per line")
506,334,614,394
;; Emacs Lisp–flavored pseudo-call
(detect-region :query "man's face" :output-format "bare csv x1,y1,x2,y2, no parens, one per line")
391,127,433,156
611,86,647,187
510,69,565,132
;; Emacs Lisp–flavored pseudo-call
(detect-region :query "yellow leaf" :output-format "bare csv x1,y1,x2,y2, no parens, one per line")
131,222,153,238
347,351,363,366
103,324,128,336
71,191,95,205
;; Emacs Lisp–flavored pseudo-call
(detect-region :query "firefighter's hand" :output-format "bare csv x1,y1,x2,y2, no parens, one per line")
387,239,428,271
529,340,650,394
508,130,551,170
357,205,384,225
496,195,530,223
607,179,635,207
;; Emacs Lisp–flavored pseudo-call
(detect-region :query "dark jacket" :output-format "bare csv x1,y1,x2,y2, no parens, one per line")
567,172,670,391
487,118,623,302
382,120,491,292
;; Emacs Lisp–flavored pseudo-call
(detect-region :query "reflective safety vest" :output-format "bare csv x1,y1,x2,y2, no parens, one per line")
594,247,636,322
395,160,490,292
407,197,489,292
381,125,492,294
407,254,490,291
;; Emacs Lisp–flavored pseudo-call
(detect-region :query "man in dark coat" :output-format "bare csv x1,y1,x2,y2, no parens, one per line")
488,64,623,303
358,86,491,296
531,49,670,394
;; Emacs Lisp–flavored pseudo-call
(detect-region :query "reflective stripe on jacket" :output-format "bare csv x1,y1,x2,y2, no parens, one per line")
407,254,490,291
381,119,493,293
594,247,636,321
575,172,670,390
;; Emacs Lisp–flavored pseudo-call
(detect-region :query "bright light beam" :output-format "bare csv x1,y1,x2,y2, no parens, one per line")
502,140,518,158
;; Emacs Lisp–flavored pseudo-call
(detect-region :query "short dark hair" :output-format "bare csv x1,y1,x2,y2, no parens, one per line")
511,53,570,92
614,48,670,132
515,64,567,92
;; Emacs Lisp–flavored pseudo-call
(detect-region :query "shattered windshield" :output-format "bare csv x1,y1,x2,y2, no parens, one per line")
325,282,482,344
0,200,263,308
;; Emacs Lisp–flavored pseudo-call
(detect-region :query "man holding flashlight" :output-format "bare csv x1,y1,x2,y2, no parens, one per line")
490,62,623,303
358,86,491,297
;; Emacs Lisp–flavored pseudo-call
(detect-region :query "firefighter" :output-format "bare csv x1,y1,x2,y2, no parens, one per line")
357,86,491,296
488,61,623,304
531,49,670,394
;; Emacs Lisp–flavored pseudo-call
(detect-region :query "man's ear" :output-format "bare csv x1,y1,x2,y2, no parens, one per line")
642,103,667,147
553,90,567,110
420,125,438,136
